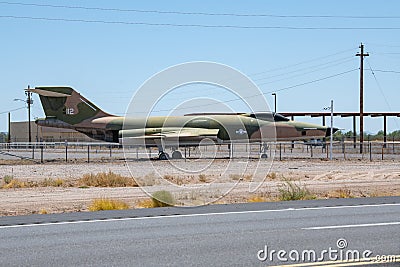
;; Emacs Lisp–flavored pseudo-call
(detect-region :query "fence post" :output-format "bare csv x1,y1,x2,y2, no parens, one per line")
341,136,345,153
393,137,395,154
369,142,372,161
87,145,90,163
343,141,346,160
40,145,43,163
326,143,329,159
279,143,282,161
382,144,384,160
65,141,68,162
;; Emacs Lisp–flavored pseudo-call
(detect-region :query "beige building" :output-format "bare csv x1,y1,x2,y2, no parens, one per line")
10,121,96,142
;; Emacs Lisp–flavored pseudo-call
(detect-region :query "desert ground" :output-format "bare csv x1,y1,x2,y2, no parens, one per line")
0,153,399,216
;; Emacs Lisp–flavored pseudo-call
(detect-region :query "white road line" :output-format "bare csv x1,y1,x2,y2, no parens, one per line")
0,203,399,230
303,221,400,230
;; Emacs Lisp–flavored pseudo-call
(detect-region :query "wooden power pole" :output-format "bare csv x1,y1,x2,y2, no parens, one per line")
25,85,33,143
356,43,369,154
8,112,11,143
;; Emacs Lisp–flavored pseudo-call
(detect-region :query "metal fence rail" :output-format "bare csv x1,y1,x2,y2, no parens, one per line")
0,141,399,163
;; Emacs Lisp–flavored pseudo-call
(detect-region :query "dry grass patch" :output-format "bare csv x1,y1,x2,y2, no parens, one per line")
39,178,66,187
230,174,242,181
88,198,130,211
78,171,137,187
2,178,27,189
266,172,277,180
38,209,48,215
329,188,354,198
163,175,184,185
278,178,315,201
136,198,155,208
248,195,266,203
198,174,208,183
2,177,70,189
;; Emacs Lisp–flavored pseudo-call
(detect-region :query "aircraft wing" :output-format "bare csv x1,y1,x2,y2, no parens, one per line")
120,127,220,145
155,128,219,138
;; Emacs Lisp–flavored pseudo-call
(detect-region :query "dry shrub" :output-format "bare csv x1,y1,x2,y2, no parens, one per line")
136,198,155,208
278,178,315,201
198,174,208,183
39,178,66,187
243,174,253,182
39,209,48,214
78,171,137,187
88,198,130,211
230,174,242,181
2,177,68,189
329,188,354,198
248,195,266,203
3,175,13,184
266,172,277,180
163,175,184,185
2,179,27,189
151,190,175,207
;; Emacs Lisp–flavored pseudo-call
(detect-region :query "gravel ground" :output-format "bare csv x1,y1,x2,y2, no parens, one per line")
0,157,399,216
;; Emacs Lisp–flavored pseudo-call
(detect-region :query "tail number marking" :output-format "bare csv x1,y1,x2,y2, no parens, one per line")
65,108,75,115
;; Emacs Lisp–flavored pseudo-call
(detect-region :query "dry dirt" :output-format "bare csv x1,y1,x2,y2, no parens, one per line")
0,158,399,216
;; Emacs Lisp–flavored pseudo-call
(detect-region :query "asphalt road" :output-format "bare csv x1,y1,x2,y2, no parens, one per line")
0,197,399,266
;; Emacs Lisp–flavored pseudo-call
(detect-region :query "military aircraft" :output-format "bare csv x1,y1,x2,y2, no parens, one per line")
28,86,337,160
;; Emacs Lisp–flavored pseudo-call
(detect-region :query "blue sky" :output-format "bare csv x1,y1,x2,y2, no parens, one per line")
1,0,400,133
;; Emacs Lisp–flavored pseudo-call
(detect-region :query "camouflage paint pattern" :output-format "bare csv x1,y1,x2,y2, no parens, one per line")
29,87,333,144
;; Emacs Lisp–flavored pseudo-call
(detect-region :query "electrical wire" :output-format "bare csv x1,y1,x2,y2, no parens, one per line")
250,48,357,77
126,68,358,113
366,61,393,109
1,1,400,19
0,106,26,115
372,69,400,74
366,59,399,128
1,15,400,30
253,57,354,83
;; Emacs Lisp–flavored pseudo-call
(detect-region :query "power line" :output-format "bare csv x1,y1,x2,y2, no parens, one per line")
250,48,357,77
270,68,358,93
254,57,355,83
366,59,399,129
372,69,400,74
129,68,358,113
1,1,400,19
0,106,25,115
1,15,400,30
366,60,392,110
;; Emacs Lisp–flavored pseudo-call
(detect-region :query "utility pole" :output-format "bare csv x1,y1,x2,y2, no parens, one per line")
356,43,369,154
330,100,333,160
8,112,11,143
25,85,33,143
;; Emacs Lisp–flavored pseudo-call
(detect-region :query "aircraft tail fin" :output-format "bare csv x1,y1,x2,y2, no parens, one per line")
27,86,112,126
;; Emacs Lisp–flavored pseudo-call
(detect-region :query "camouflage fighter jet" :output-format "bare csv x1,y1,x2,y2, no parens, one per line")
28,86,337,159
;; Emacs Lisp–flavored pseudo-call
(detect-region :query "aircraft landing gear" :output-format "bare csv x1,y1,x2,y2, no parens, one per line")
158,151,169,160
171,150,183,159
260,142,269,159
